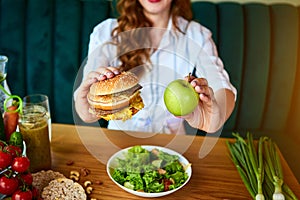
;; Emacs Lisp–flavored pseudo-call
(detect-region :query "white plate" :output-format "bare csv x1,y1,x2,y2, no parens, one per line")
106,145,192,198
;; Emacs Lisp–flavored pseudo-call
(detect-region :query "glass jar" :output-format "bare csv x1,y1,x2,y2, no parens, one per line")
18,105,51,173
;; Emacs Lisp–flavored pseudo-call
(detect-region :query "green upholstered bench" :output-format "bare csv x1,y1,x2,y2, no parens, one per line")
0,1,300,180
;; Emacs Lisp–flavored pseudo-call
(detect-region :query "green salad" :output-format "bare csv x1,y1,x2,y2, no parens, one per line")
111,145,190,193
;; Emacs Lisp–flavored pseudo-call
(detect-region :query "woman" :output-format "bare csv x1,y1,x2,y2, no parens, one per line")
75,0,236,134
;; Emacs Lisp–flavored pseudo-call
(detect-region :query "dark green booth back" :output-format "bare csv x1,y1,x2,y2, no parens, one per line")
0,1,300,138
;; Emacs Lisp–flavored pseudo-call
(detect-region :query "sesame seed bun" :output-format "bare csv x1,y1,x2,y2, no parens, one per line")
87,71,144,121
89,71,139,96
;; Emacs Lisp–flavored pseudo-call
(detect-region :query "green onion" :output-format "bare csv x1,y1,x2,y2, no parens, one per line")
227,133,263,199
262,138,299,200
255,136,265,200
282,183,298,200
226,140,255,198
263,138,284,199
227,133,298,200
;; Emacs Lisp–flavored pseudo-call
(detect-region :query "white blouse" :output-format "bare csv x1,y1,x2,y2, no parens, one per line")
83,16,237,134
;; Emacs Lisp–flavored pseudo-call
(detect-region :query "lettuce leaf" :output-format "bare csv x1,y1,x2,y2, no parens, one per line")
111,145,189,193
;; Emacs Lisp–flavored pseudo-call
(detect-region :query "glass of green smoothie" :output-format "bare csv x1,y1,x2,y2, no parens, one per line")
18,94,52,173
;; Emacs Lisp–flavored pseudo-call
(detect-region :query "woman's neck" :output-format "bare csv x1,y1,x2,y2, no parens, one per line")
143,10,171,50
152,16,169,28
145,11,170,29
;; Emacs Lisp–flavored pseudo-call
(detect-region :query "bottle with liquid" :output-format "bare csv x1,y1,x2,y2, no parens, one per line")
0,55,11,113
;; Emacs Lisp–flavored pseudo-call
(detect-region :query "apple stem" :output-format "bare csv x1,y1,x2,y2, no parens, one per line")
188,72,192,82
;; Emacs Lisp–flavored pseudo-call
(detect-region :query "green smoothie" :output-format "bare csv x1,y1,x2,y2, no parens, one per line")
19,105,51,173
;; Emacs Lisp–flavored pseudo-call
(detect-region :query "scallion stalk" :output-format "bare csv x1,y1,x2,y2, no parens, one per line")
255,136,265,200
226,140,256,198
233,133,257,193
227,133,298,200
282,183,298,200
228,133,265,199
263,138,284,200
264,172,275,198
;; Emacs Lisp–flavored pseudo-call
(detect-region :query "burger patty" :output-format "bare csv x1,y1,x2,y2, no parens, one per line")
89,94,143,116
90,106,123,116
88,84,142,104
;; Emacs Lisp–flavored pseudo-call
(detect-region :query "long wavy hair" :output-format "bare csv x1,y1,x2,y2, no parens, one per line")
112,0,193,71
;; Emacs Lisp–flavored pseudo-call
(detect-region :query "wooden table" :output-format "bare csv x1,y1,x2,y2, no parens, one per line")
50,123,300,199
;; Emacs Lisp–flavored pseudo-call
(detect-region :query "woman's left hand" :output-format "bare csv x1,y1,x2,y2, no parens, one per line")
179,75,223,133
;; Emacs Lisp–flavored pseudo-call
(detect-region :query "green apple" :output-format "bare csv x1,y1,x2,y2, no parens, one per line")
164,79,199,116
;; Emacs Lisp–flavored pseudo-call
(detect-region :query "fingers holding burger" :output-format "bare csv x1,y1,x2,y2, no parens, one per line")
87,71,144,121
87,67,120,81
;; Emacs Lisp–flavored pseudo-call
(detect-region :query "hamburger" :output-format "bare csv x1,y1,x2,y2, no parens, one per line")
87,71,144,121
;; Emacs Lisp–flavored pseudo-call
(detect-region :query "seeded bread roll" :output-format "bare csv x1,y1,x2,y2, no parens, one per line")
42,178,87,200
89,71,139,95
32,170,65,194
87,71,144,121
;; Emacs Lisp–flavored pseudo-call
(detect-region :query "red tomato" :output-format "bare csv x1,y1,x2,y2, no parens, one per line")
0,176,19,195
0,150,12,169
11,157,30,173
4,145,22,158
12,189,33,200
19,172,33,186
163,179,172,191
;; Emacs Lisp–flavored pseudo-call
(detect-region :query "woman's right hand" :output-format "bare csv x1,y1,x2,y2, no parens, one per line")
75,67,120,123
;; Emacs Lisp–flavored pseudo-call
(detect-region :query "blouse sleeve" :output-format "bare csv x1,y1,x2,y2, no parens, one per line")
189,21,237,98
82,19,117,80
